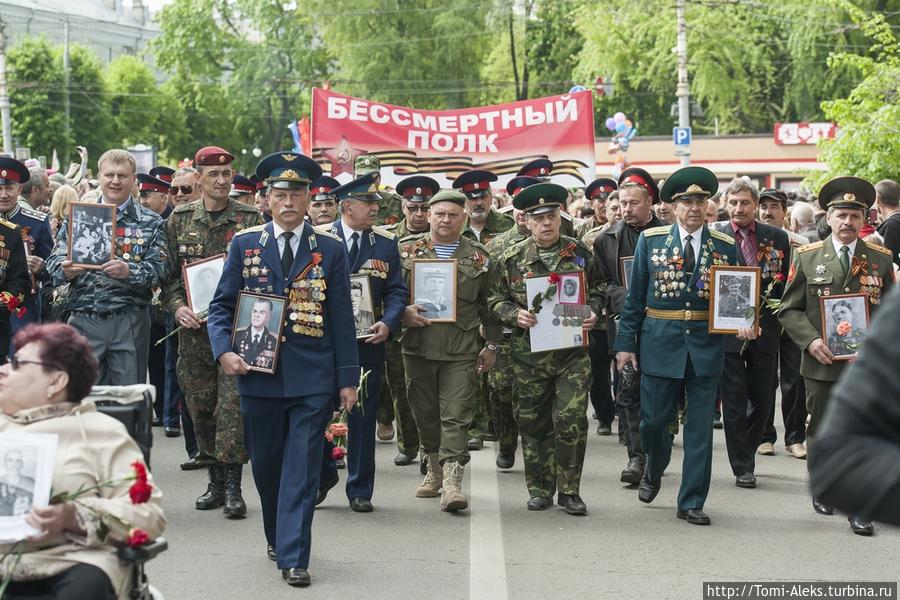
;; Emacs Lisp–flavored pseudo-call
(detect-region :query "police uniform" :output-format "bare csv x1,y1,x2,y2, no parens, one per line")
779,176,894,536
316,173,409,512
207,152,359,585
0,159,31,361
163,146,264,518
353,155,404,226
614,166,738,525
488,183,604,515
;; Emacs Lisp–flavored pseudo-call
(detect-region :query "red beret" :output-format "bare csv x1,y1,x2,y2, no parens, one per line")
194,146,235,166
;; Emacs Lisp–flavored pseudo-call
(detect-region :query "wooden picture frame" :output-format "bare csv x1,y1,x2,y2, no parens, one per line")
67,201,116,269
820,293,870,361
619,256,635,290
231,291,287,374
707,265,761,334
182,253,226,315
350,273,376,340
411,259,457,323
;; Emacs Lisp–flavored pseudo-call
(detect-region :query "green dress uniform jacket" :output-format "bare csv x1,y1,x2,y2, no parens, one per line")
461,208,515,246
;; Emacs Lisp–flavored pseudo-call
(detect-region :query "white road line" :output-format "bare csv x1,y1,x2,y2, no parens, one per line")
468,442,509,600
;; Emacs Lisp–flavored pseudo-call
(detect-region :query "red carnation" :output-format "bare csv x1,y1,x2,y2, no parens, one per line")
774,272,785,283
331,446,346,460
125,528,149,548
548,272,561,284
129,480,153,504
131,461,148,484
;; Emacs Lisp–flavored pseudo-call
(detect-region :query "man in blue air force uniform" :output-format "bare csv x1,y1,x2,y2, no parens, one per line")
315,172,408,512
207,152,359,588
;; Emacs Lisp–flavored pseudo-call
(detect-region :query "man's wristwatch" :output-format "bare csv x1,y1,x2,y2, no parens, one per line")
484,342,500,353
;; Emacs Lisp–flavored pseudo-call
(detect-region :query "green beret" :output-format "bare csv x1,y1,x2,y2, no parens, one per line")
429,189,466,207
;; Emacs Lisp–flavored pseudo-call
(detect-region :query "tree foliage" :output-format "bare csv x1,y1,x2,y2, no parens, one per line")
64,45,114,163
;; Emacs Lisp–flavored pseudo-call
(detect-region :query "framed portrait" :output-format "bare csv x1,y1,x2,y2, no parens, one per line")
183,254,225,315
350,274,376,340
557,273,584,305
708,265,761,334
0,432,58,543
411,259,457,323
619,256,635,290
67,201,116,269
231,291,287,374
820,293,870,361
525,271,590,353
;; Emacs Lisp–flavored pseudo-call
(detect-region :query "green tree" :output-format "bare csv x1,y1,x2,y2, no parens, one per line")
62,44,114,163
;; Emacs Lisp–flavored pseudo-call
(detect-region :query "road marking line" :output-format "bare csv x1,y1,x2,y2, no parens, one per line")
469,443,509,600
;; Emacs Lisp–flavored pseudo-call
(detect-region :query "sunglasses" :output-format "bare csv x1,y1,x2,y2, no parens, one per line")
405,205,430,213
172,185,194,195
9,355,51,371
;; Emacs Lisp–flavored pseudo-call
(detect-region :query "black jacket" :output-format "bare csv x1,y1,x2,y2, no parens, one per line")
877,211,900,268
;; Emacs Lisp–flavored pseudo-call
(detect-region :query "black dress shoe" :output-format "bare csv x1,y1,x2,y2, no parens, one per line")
596,422,612,436
394,452,414,466
676,508,711,525
620,457,644,486
335,458,346,470
282,568,311,587
712,415,723,429
164,426,181,438
638,475,661,504
266,544,277,561
735,473,757,488
557,493,587,516
467,437,483,450
350,497,373,513
526,496,552,511
152,417,162,427
812,497,834,516
180,456,214,471
848,516,874,536
496,453,515,469
316,473,339,506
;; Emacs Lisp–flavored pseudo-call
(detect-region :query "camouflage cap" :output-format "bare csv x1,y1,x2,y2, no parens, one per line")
354,154,381,176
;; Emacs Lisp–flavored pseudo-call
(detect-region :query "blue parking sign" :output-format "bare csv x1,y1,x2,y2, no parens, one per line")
673,127,692,146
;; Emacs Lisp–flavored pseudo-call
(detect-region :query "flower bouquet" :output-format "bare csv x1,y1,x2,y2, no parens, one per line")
741,272,785,353
323,368,371,460
0,292,26,319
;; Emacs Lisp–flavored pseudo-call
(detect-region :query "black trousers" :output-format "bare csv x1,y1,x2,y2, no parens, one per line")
762,333,808,446
148,317,167,420
721,347,778,476
615,361,644,464
5,564,115,600
588,329,616,425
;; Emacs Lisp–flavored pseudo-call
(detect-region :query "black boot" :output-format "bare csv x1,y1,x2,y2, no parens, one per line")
196,464,226,510
223,464,247,518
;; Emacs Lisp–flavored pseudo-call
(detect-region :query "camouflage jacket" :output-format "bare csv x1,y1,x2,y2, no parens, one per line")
383,218,427,240
163,198,264,313
46,197,169,314
376,190,405,226
461,208,515,245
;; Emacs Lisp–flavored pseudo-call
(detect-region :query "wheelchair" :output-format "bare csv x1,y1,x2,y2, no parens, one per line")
87,384,168,600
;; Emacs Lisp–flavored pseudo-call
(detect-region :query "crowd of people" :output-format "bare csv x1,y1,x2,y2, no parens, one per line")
0,144,898,595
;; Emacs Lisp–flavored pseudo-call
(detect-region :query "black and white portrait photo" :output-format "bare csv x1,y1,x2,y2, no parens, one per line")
67,201,117,268
412,259,457,322
184,254,226,314
0,433,57,543
558,273,583,304
821,293,869,360
231,292,286,374
350,275,376,339
708,265,760,334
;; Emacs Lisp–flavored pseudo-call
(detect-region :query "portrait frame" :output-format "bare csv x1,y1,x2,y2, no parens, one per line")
819,293,870,361
525,271,590,353
182,253,226,315
411,259,457,323
231,291,287,374
558,272,585,305
708,265,761,334
619,256,635,290
0,432,58,543
66,201,117,269
350,273,376,340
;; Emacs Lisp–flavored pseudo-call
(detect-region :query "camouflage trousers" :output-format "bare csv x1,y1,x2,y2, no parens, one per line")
511,341,590,497
380,339,420,455
176,327,248,464
487,343,518,454
468,375,493,440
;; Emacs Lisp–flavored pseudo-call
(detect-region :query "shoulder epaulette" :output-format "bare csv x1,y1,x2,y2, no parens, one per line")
797,240,823,254
863,241,891,256
314,229,341,242
644,226,670,237
313,223,331,234
235,202,261,213
235,224,265,236
399,232,427,244
173,201,197,214
382,222,399,231
560,212,573,222
0,218,18,230
372,225,395,240
19,205,48,222
709,229,735,244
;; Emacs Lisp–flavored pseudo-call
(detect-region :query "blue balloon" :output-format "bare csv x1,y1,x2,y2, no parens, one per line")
615,122,627,133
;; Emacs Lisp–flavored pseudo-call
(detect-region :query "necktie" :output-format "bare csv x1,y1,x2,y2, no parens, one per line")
840,245,850,275
281,232,294,275
740,228,757,266
683,234,695,274
252,334,260,348
349,232,360,266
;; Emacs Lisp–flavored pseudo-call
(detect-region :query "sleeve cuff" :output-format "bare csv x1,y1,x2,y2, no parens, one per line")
337,365,361,389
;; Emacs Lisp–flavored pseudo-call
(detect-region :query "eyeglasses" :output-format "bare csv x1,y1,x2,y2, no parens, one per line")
172,185,194,195
405,205,430,213
9,355,51,371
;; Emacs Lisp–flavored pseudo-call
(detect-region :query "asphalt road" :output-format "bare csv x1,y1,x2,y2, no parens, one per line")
147,415,899,600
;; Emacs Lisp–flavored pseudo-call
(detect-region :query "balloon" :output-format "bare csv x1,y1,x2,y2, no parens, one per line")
614,112,626,123
615,122,627,133
605,117,616,131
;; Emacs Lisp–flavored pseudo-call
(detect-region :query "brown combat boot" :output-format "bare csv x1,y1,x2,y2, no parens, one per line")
415,452,442,498
441,461,468,512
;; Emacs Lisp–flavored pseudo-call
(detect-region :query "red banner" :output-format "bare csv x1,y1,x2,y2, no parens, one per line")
310,88,596,188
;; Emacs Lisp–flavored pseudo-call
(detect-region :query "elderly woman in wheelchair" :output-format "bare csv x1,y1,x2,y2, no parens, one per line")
0,323,166,600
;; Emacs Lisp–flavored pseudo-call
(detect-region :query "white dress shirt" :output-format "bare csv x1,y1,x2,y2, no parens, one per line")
677,224,702,259
831,235,858,258
272,221,304,257
340,220,365,254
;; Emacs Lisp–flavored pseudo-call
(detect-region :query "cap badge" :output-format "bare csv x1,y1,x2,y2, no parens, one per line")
0,170,6,177
415,187,422,194
540,168,547,175
685,184,703,193
282,154,297,162
538,198,545,204
474,183,480,189
843,192,856,202
218,155,226,164
281,169,298,179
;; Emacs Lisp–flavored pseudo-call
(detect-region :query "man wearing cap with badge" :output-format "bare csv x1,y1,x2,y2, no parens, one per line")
150,165,175,187
0,156,53,334
207,151,359,587
230,174,257,205
593,167,666,485
313,172,408,513
614,166,747,526
162,146,264,515
779,176,894,536
488,182,603,515
517,158,592,238
250,174,271,222
353,155,404,226
583,177,616,241
398,189,500,513
379,175,437,466
307,176,340,226
0,157,33,361
47,149,170,385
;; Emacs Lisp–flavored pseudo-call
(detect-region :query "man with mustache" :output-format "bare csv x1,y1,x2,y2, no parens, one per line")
779,176,894,537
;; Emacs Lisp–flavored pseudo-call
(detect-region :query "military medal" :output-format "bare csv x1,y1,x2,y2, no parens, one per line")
815,264,827,274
